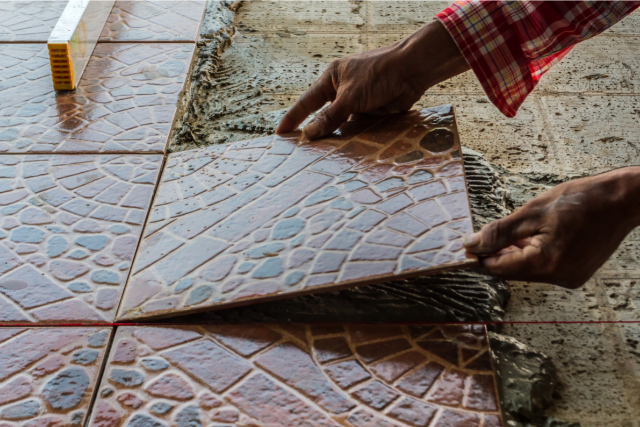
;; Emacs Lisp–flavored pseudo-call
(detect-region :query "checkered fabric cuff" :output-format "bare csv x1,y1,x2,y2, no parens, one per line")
436,1,640,118
435,1,549,118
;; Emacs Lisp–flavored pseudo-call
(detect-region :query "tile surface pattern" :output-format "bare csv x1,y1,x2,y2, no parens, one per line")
0,2,67,42
119,105,475,320
0,43,194,154
100,1,207,41
0,154,161,323
0,327,112,427
90,324,502,427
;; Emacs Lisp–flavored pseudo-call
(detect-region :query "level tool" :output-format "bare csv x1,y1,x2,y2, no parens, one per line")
47,0,115,90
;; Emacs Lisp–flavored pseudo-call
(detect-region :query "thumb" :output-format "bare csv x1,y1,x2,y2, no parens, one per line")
303,98,351,140
464,212,537,255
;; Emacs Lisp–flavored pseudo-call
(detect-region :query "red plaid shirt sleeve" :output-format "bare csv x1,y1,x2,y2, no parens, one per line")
436,1,640,117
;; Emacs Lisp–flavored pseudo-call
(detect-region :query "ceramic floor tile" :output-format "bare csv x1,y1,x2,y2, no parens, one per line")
0,2,68,42
118,105,476,321
0,43,194,154
89,324,503,427
0,327,112,427
0,154,162,324
100,0,206,42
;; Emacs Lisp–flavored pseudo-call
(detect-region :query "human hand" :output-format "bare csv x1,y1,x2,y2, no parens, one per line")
276,20,469,139
463,168,640,288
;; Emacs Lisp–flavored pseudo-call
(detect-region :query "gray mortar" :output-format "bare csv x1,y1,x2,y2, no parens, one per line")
164,2,581,425
489,333,581,427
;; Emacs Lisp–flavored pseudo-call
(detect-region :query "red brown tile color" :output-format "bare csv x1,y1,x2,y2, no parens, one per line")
0,43,194,154
100,1,207,42
0,154,161,324
0,327,112,426
118,105,476,321
0,2,67,42
89,324,502,427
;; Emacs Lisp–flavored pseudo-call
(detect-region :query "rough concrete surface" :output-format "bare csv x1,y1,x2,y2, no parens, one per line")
174,1,640,425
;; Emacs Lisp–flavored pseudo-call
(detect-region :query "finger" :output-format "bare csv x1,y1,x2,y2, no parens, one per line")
303,97,351,139
463,210,538,255
276,72,336,134
481,244,542,280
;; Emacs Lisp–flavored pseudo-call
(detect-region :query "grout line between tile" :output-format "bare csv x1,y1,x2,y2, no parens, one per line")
3,320,640,328
0,151,166,156
82,326,117,427
113,154,169,320
98,40,197,44
0,40,49,44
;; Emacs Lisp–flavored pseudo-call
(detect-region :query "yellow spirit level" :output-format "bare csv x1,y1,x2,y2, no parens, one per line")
47,0,114,91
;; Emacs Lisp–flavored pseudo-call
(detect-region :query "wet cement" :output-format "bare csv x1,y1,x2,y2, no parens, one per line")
490,333,579,427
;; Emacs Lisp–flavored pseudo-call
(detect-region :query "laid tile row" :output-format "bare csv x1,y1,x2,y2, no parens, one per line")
0,42,194,154
0,1,206,43
0,154,162,323
0,324,504,427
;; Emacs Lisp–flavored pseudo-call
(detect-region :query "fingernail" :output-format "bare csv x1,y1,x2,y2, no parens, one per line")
463,233,481,247
303,120,321,139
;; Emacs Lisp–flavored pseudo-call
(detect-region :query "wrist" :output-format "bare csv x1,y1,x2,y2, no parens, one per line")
600,166,640,231
393,20,470,92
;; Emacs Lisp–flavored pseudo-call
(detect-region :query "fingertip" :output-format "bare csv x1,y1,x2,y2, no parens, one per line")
462,232,482,251
302,120,322,140
276,115,294,134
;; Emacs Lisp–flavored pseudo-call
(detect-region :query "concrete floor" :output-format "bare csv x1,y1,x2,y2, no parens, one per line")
187,1,640,425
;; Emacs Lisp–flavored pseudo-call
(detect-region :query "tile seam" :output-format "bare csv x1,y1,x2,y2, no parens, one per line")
3,320,640,328
113,153,170,318
82,325,117,427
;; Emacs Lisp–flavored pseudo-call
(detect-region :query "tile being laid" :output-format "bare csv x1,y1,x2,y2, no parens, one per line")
118,105,476,321
0,154,162,324
0,43,194,154
100,1,207,42
89,324,503,427
0,327,112,427
0,2,68,42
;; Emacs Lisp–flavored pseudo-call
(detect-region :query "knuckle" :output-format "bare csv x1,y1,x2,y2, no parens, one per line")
314,111,331,128
323,105,340,124
484,221,507,245
327,60,341,77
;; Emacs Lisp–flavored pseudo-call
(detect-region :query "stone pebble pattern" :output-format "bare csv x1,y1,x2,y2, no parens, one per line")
0,42,194,153
0,327,112,427
90,324,502,427
0,154,161,323
100,0,207,42
119,105,475,320
0,2,67,42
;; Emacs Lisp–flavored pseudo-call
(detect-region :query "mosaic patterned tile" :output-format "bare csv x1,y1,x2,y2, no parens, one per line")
118,105,476,320
0,43,194,154
0,327,112,427
0,2,68,42
0,154,161,323
89,324,502,427
100,1,207,42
